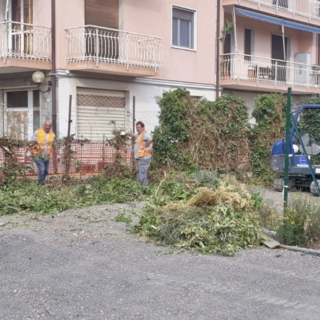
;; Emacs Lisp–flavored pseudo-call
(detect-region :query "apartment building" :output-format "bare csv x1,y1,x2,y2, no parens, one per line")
220,0,320,119
0,0,217,140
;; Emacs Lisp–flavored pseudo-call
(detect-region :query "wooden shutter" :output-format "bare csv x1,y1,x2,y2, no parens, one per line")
85,0,119,29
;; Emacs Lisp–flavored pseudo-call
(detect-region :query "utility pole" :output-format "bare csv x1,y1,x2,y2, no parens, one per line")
51,0,57,135
216,0,221,100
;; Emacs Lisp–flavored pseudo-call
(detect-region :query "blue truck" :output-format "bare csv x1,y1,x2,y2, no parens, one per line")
271,104,320,195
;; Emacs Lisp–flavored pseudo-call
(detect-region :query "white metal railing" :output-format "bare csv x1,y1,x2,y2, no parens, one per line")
220,53,320,88
223,0,320,21
66,25,163,72
0,21,51,61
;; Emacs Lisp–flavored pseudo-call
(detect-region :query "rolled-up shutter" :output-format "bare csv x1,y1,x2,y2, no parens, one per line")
85,0,119,29
76,88,125,142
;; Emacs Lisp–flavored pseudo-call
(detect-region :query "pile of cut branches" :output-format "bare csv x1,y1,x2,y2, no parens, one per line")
134,173,262,256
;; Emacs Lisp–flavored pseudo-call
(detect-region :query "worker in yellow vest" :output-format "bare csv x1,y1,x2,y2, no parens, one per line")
121,121,152,185
31,120,55,185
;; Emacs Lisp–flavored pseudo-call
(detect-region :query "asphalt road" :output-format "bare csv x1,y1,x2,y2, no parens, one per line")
0,199,320,320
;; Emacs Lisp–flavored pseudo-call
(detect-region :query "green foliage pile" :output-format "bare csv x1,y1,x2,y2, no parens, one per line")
0,177,153,215
153,90,250,173
133,172,262,256
249,93,286,181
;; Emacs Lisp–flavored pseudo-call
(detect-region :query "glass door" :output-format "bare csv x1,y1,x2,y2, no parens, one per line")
8,0,33,56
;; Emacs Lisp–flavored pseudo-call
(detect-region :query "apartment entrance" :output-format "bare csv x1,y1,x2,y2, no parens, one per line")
8,0,33,56
271,34,289,82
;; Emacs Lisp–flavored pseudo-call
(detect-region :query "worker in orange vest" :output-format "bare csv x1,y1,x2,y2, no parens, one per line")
30,120,55,185
121,121,152,185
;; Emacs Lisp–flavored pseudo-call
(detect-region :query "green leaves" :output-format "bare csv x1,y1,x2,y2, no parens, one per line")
249,93,286,182
133,174,262,256
153,90,250,173
0,177,154,216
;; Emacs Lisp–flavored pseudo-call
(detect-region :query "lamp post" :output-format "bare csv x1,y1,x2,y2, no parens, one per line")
32,71,52,93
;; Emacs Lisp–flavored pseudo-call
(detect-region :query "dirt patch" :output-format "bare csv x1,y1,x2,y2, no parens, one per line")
0,202,146,242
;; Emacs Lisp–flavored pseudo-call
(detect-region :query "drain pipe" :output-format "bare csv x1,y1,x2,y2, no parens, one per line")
51,0,57,135
216,0,221,100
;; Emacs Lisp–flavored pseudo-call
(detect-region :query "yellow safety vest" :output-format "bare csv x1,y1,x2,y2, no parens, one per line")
32,128,55,156
137,131,151,158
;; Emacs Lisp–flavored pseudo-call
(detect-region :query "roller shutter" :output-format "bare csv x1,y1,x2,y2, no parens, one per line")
76,88,125,142
85,0,119,29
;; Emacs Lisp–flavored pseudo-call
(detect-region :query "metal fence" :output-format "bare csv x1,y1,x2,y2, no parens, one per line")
66,25,163,71
0,142,133,179
0,21,51,61
220,53,320,88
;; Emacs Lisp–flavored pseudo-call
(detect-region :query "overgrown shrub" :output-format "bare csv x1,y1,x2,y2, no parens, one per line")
153,90,250,173
294,98,320,165
260,196,320,248
249,93,286,182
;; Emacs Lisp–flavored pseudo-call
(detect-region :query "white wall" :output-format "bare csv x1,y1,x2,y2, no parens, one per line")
56,75,216,137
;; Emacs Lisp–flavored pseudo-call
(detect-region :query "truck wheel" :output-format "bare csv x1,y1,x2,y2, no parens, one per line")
310,180,320,196
273,178,293,192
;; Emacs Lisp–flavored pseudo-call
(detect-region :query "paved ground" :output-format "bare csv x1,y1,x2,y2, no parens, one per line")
1,189,320,320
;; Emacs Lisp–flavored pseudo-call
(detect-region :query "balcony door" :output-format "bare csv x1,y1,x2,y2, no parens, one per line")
271,34,289,82
85,0,119,60
8,0,33,56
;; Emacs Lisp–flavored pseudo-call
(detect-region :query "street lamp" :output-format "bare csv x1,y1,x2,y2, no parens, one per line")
32,71,52,93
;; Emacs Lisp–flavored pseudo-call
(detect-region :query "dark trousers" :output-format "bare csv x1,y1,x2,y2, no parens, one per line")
35,158,50,185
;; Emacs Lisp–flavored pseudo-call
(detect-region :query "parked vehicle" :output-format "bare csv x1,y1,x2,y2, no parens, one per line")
271,104,320,195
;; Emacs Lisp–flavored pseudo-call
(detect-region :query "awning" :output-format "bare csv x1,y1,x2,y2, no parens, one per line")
236,8,320,34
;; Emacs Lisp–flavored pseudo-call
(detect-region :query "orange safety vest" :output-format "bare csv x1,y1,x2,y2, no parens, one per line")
32,128,55,156
137,131,151,158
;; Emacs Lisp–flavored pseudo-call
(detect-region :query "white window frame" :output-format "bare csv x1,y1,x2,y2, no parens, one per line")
172,5,197,51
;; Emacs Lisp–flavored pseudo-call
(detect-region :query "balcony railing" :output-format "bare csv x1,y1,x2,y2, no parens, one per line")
66,26,163,72
224,0,320,21
220,53,320,88
0,21,51,61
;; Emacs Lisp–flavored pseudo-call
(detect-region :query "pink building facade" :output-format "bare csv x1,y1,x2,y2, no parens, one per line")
220,0,320,119
1,0,319,139
0,0,217,140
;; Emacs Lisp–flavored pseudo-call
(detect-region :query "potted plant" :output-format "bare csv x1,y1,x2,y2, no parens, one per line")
220,20,234,44
220,60,230,77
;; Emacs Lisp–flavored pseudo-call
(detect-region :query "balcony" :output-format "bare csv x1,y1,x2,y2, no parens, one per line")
66,26,163,76
0,21,52,73
220,53,320,94
222,0,320,25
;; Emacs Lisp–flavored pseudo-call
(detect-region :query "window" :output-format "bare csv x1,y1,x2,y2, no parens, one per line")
7,91,28,108
172,7,195,49
244,28,254,61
